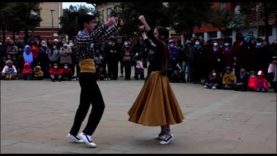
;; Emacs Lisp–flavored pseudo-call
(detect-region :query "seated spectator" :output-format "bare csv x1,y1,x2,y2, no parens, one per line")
204,70,221,89
248,71,258,91
49,63,63,82
234,68,249,91
256,70,269,92
222,66,236,89
62,64,73,80
22,63,33,80
2,60,17,80
33,65,44,80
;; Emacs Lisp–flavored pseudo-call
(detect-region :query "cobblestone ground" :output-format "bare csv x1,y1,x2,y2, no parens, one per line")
1,79,276,153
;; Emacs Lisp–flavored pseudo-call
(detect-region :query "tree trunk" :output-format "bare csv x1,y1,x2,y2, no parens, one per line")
262,2,270,42
12,31,15,41
1,23,5,43
24,29,29,45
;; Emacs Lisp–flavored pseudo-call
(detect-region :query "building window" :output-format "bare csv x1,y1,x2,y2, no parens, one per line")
220,3,225,9
101,10,104,23
195,33,204,38
107,8,112,18
223,29,232,37
208,31,217,38
258,25,272,36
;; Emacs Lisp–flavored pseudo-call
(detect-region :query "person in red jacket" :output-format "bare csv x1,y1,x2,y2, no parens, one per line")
29,40,40,66
256,70,269,92
49,63,63,82
62,64,73,80
22,62,33,80
248,70,257,91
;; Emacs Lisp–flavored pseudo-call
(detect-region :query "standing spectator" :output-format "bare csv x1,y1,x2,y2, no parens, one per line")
105,37,120,80
134,54,145,80
168,39,180,81
260,40,272,76
122,40,133,80
0,41,7,67
192,40,203,83
60,43,73,69
246,38,256,72
252,38,263,73
244,31,255,44
268,56,277,92
48,39,60,66
39,40,50,78
94,51,105,80
182,40,193,82
6,37,18,57
200,41,210,83
29,40,40,66
222,42,233,68
210,41,223,75
23,45,33,65
231,32,247,77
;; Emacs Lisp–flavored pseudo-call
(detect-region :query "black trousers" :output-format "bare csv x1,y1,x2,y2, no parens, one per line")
123,61,131,79
69,73,105,136
108,61,118,80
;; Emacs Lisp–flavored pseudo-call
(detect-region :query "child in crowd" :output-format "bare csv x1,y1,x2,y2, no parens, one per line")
256,70,269,92
22,63,33,80
33,65,44,80
134,55,145,80
234,68,249,91
204,69,221,89
62,64,73,80
222,66,236,89
248,71,257,91
2,60,17,80
49,63,63,82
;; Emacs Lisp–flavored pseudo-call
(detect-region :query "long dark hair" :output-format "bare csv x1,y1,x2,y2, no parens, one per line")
156,26,169,43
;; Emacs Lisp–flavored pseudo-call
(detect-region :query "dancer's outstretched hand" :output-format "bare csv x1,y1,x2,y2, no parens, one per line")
139,25,145,32
116,18,125,27
105,16,116,27
138,15,150,31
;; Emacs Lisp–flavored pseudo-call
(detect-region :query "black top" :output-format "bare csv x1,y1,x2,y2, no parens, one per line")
144,30,169,75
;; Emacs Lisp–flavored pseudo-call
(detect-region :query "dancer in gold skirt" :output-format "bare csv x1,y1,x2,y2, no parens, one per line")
128,15,184,145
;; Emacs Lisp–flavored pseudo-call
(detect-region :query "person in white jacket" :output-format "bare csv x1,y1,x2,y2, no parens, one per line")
2,59,17,80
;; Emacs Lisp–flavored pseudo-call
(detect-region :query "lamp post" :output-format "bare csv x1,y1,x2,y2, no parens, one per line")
50,9,54,28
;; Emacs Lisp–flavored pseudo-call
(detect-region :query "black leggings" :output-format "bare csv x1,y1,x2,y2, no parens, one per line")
69,73,105,136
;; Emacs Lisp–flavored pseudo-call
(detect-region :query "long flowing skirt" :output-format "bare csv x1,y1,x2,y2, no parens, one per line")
128,71,184,126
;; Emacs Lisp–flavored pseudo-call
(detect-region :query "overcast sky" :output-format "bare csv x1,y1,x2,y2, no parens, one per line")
62,2,94,9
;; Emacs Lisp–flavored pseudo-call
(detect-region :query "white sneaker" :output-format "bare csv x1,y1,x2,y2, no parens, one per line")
78,132,97,148
67,133,84,143
155,132,165,140
159,134,174,145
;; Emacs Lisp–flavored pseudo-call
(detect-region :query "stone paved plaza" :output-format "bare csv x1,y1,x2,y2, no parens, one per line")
1,79,276,153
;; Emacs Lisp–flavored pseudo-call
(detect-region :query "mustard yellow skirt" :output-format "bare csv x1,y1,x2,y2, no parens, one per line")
128,71,184,126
